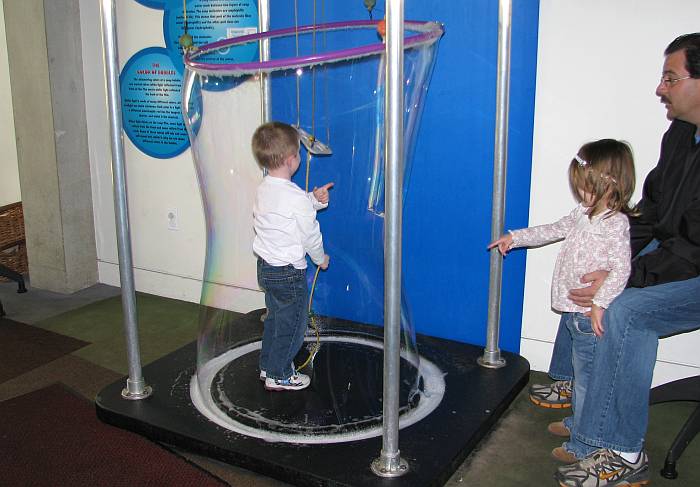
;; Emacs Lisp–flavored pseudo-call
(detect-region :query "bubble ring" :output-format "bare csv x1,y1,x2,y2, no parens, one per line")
184,19,444,76
190,335,446,444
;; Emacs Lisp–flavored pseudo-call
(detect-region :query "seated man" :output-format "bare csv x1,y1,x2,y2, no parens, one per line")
555,33,700,486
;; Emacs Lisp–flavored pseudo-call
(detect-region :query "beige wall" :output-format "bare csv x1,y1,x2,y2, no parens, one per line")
0,0,21,206
4,0,97,292
522,0,700,385
80,0,263,308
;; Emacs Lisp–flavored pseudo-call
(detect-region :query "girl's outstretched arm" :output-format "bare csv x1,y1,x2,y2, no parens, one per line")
488,234,514,256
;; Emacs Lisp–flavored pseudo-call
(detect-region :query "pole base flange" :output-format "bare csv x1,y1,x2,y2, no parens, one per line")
121,385,152,400
477,355,506,369
371,456,409,477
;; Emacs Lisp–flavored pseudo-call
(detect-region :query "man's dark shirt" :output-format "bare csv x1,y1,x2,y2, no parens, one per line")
629,119,700,287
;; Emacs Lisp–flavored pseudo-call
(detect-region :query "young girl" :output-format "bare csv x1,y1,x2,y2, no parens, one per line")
488,139,638,463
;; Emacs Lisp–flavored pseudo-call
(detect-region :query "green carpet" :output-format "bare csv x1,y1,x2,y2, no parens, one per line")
0,353,122,403
0,317,89,382
32,293,200,375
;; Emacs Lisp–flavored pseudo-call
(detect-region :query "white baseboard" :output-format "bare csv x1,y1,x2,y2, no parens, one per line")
519,337,554,374
520,336,700,387
97,260,265,313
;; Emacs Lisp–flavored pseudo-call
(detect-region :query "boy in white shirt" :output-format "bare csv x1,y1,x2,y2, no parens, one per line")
252,122,333,391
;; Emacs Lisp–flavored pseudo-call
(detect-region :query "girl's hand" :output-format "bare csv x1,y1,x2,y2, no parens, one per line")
488,234,514,256
591,304,605,337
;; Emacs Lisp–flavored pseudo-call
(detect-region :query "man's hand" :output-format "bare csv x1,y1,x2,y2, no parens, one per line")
568,270,609,308
313,182,334,205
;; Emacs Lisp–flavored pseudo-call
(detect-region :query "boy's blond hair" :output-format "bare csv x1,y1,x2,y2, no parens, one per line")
251,122,300,170
569,139,639,219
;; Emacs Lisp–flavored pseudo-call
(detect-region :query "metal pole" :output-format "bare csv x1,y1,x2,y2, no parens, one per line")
479,0,511,369
258,0,271,122
99,0,151,399
371,0,408,477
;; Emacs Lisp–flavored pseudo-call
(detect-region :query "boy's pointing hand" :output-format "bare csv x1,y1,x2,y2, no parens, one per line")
313,182,335,204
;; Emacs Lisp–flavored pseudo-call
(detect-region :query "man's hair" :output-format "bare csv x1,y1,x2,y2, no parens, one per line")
251,122,300,170
665,33,700,78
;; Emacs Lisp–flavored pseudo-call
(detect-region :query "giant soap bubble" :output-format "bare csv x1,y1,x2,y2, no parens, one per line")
184,20,445,443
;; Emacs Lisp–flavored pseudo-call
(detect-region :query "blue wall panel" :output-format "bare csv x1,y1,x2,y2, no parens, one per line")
269,1,539,353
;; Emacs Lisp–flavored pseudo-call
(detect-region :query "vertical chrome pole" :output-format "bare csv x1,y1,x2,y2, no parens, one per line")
371,0,408,477
258,0,271,122
479,0,511,369
100,0,151,398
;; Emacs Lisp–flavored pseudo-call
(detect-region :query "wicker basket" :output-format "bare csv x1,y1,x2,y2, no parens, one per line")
0,202,25,247
0,243,29,277
0,202,28,280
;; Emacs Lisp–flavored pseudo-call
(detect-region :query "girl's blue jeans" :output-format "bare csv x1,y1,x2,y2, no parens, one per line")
554,313,597,458
548,316,575,381
257,259,308,380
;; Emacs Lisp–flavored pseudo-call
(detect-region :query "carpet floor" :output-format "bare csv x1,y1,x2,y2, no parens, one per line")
1,283,698,486
0,383,228,487
0,317,89,382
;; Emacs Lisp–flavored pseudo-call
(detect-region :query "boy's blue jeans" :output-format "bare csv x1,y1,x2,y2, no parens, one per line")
257,259,308,380
566,274,700,455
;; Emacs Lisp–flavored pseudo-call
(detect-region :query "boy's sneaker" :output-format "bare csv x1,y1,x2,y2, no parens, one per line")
264,373,311,391
259,362,296,381
555,448,649,487
529,379,573,408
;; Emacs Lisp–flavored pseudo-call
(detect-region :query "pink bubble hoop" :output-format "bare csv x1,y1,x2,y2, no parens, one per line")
183,19,443,76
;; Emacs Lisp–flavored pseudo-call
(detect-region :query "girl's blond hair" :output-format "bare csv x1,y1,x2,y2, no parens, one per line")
569,139,638,219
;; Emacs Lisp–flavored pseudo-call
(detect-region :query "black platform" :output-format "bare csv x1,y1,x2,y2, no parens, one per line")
97,311,529,487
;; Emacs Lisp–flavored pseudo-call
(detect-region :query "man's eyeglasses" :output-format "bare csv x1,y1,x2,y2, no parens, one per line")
659,75,692,87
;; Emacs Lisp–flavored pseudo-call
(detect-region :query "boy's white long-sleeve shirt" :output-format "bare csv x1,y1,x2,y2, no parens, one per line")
253,176,327,269
510,204,631,311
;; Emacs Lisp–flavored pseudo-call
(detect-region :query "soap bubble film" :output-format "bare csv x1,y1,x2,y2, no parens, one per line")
183,21,444,443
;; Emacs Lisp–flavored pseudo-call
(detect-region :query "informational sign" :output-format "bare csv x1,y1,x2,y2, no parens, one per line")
123,0,258,158
120,48,189,159
164,0,259,69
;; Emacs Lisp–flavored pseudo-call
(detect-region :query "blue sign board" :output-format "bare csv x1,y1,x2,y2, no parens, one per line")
120,47,189,159
122,0,258,158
